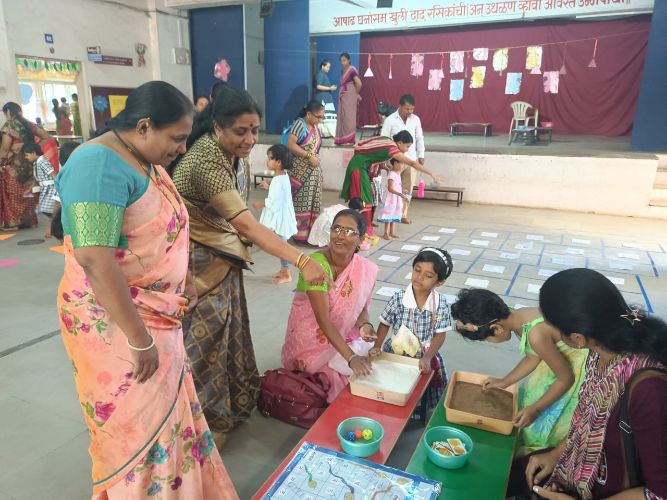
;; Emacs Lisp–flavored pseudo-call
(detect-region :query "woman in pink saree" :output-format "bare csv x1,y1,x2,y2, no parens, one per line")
334,53,362,146
282,209,378,402
55,82,237,499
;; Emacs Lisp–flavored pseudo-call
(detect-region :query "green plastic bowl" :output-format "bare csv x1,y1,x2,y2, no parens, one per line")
423,426,473,469
336,417,384,458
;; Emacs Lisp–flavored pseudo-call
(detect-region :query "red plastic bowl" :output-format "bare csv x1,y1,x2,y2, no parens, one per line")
541,121,553,128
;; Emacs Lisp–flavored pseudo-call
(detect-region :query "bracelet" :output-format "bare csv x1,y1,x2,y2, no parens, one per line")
127,334,155,351
295,252,305,268
358,322,373,331
296,253,311,271
300,256,311,271
347,354,359,368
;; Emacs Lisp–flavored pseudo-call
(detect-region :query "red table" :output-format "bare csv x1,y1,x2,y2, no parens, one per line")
253,372,432,498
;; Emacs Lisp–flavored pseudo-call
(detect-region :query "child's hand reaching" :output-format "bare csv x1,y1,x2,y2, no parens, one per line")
482,376,506,391
368,346,382,357
259,181,270,190
514,405,540,429
360,323,377,342
419,356,433,373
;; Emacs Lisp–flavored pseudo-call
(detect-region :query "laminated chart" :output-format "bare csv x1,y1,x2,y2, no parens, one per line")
263,443,440,500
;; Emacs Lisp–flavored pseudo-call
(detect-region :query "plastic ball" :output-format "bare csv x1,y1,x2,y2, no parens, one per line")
346,431,356,442
354,429,363,439
362,428,373,440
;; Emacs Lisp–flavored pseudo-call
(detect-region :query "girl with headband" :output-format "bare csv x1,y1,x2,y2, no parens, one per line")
365,247,453,409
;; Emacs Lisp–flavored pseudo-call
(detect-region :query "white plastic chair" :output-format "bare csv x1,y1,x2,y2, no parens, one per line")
509,101,538,141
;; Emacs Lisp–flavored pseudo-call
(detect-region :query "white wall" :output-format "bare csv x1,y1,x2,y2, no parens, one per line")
0,0,19,104
250,144,662,219
244,3,265,128
4,0,155,88
152,0,193,97
1,0,193,134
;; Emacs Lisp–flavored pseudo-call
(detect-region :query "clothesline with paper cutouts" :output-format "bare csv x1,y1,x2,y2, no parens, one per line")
264,28,649,56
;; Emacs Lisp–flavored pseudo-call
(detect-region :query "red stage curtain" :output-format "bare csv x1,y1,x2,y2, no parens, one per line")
357,17,650,136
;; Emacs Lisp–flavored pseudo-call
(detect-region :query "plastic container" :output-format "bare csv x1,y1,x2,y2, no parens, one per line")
423,426,473,469
336,417,384,458
444,371,518,435
349,352,420,406
417,179,425,198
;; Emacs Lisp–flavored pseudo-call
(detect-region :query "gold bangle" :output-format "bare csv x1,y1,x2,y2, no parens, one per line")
295,252,305,268
298,255,311,271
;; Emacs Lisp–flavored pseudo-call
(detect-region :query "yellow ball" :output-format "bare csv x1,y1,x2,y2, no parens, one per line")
362,428,373,440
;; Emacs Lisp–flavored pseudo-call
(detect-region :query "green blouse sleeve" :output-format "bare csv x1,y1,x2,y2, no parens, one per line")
55,146,148,249
296,252,333,293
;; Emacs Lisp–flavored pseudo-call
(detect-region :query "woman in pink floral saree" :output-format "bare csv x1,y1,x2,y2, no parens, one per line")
281,209,378,402
55,82,237,499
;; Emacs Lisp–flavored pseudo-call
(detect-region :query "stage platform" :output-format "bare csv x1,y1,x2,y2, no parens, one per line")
260,132,656,159
254,131,663,219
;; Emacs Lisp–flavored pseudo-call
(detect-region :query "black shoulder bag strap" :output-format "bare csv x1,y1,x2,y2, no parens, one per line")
620,366,667,488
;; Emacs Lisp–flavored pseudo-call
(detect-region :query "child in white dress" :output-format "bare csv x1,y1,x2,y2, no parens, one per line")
254,145,298,284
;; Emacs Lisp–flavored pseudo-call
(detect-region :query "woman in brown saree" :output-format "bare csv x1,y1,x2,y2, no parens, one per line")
172,86,327,443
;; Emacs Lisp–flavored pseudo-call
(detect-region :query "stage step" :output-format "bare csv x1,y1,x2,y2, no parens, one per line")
648,205,667,220
654,171,667,185
651,187,667,200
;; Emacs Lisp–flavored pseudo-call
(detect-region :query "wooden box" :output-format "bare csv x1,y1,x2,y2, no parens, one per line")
349,352,421,407
444,371,519,435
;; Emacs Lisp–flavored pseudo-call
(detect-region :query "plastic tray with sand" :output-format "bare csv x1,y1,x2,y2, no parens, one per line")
444,371,519,435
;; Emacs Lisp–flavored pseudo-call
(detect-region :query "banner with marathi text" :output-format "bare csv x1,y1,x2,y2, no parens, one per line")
310,0,654,34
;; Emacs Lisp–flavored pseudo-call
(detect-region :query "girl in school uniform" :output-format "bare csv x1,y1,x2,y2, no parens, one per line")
367,247,454,408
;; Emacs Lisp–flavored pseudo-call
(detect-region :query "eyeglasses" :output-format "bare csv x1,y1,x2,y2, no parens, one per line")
331,224,359,237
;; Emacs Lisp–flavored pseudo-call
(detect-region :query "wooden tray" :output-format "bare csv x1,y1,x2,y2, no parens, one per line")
444,370,518,435
349,352,421,406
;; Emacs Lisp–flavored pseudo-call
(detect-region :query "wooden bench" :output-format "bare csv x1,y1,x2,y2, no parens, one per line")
359,124,381,139
253,172,274,187
450,122,492,137
253,372,433,498
413,186,465,207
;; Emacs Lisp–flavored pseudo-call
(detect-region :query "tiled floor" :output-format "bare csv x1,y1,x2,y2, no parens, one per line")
1,191,666,499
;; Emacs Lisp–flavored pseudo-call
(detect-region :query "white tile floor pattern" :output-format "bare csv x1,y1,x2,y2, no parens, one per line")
1,192,666,499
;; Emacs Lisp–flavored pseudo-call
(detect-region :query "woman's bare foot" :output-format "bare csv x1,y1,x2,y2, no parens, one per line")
390,233,401,239
382,234,391,240
272,268,292,284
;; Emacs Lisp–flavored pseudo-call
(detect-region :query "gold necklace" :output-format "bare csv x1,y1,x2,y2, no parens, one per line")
326,249,346,282
111,130,183,223
112,129,150,175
